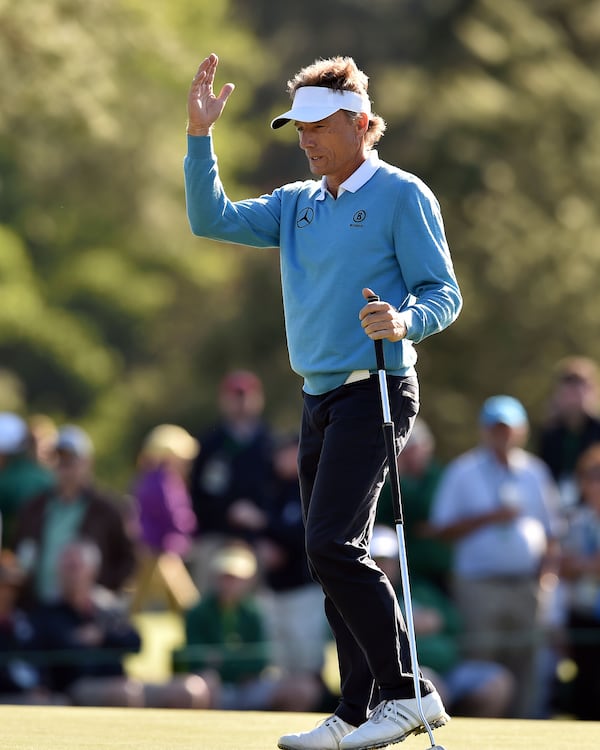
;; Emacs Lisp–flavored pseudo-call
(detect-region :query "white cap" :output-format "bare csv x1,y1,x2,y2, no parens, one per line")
210,544,257,580
0,412,28,454
271,86,371,129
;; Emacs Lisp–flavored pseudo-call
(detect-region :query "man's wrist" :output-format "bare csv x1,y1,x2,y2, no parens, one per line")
393,310,409,341
186,123,211,137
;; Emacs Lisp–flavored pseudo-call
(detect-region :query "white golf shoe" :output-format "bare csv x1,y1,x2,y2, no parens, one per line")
339,690,450,750
278,715,358,750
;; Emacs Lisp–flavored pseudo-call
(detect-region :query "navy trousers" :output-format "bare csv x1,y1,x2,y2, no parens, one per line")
298,374,429,726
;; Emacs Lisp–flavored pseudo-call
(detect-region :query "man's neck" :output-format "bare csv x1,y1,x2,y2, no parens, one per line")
487,445,511,467
325,151,369,199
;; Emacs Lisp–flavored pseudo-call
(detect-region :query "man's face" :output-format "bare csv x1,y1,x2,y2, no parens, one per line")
294,110,368,186
218,387,264,423
483,422,527,454
555,374,597,417
53,449,92,492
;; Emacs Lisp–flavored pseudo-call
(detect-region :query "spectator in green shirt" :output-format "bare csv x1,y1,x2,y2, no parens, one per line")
176,541,322,711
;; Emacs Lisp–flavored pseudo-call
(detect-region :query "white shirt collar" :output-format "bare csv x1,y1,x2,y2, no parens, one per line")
317,150,381,200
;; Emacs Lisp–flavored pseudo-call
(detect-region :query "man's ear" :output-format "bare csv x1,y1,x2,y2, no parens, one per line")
357,111,370,135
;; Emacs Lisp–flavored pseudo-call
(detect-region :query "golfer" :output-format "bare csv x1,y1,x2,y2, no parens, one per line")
185,53,461,750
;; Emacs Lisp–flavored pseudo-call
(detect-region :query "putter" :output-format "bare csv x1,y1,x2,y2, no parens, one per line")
370,310,447,750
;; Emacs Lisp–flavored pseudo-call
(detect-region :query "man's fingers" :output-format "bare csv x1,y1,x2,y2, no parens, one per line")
194,54,215,78
359,288,384,322
217,83,235,104
191,53,219,89
205,54,218,87
362,287,377,301
362,312,389,331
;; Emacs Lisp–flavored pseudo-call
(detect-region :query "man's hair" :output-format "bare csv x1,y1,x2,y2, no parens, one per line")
286,56,386,148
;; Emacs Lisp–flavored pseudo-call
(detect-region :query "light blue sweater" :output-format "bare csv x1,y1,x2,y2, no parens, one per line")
184,135,462,395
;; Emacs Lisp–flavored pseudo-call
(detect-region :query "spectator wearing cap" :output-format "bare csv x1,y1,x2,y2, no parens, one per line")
429,396,561,718
0,412,55,549
537,356,600,515
129,424,200,613
11,425,136,608
188,370,274,591
174,541,323,712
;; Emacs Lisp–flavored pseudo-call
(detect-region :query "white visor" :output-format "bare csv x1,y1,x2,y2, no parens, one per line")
270,86,371,129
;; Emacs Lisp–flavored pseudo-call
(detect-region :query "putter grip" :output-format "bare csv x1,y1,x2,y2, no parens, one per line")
366,295,386,371
383,422,404,525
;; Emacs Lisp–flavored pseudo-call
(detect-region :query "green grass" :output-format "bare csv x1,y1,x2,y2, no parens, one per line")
0,706,598,750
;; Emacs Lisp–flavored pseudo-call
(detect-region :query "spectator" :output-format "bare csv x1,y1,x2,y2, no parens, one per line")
188,370,274,590
0,412,55,548
533,359,600,714
557,442,600,720
30,540,211,708
255,433,333,708
370,525,514,717
129,424,200,614
538,356,600,515
12,424,136,607
430,395,560,718
376,418,451,594
0,550,59,705
175,541,322,712
27,414,59,469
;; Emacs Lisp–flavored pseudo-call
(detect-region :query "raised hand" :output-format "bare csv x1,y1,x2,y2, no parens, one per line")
187,53,235,136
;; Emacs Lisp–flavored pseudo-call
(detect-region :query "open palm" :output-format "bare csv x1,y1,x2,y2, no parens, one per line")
187,53,235,133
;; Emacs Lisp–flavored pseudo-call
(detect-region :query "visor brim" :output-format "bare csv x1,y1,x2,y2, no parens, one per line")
270,105,341,129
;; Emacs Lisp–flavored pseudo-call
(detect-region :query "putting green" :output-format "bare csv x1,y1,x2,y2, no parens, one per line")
0,706,597,750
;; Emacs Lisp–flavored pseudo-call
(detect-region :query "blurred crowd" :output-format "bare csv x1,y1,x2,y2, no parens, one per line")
1,357,600,720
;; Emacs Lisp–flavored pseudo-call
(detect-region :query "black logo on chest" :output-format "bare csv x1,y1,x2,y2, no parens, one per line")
351,210,367,227
296,207,314,228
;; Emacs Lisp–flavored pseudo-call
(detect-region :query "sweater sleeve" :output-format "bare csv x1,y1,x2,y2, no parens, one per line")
184,135,281,248
393,181,462,343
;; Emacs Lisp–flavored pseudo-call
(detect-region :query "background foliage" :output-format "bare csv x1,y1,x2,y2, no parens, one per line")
1,0,599,484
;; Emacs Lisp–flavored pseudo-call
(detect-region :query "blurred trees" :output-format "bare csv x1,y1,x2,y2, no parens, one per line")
0,0,288,482
0,0,599,482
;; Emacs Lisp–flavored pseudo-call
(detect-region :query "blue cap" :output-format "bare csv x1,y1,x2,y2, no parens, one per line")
479,396,528,428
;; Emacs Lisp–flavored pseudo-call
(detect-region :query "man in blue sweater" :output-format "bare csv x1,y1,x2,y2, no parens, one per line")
185,53,462,750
